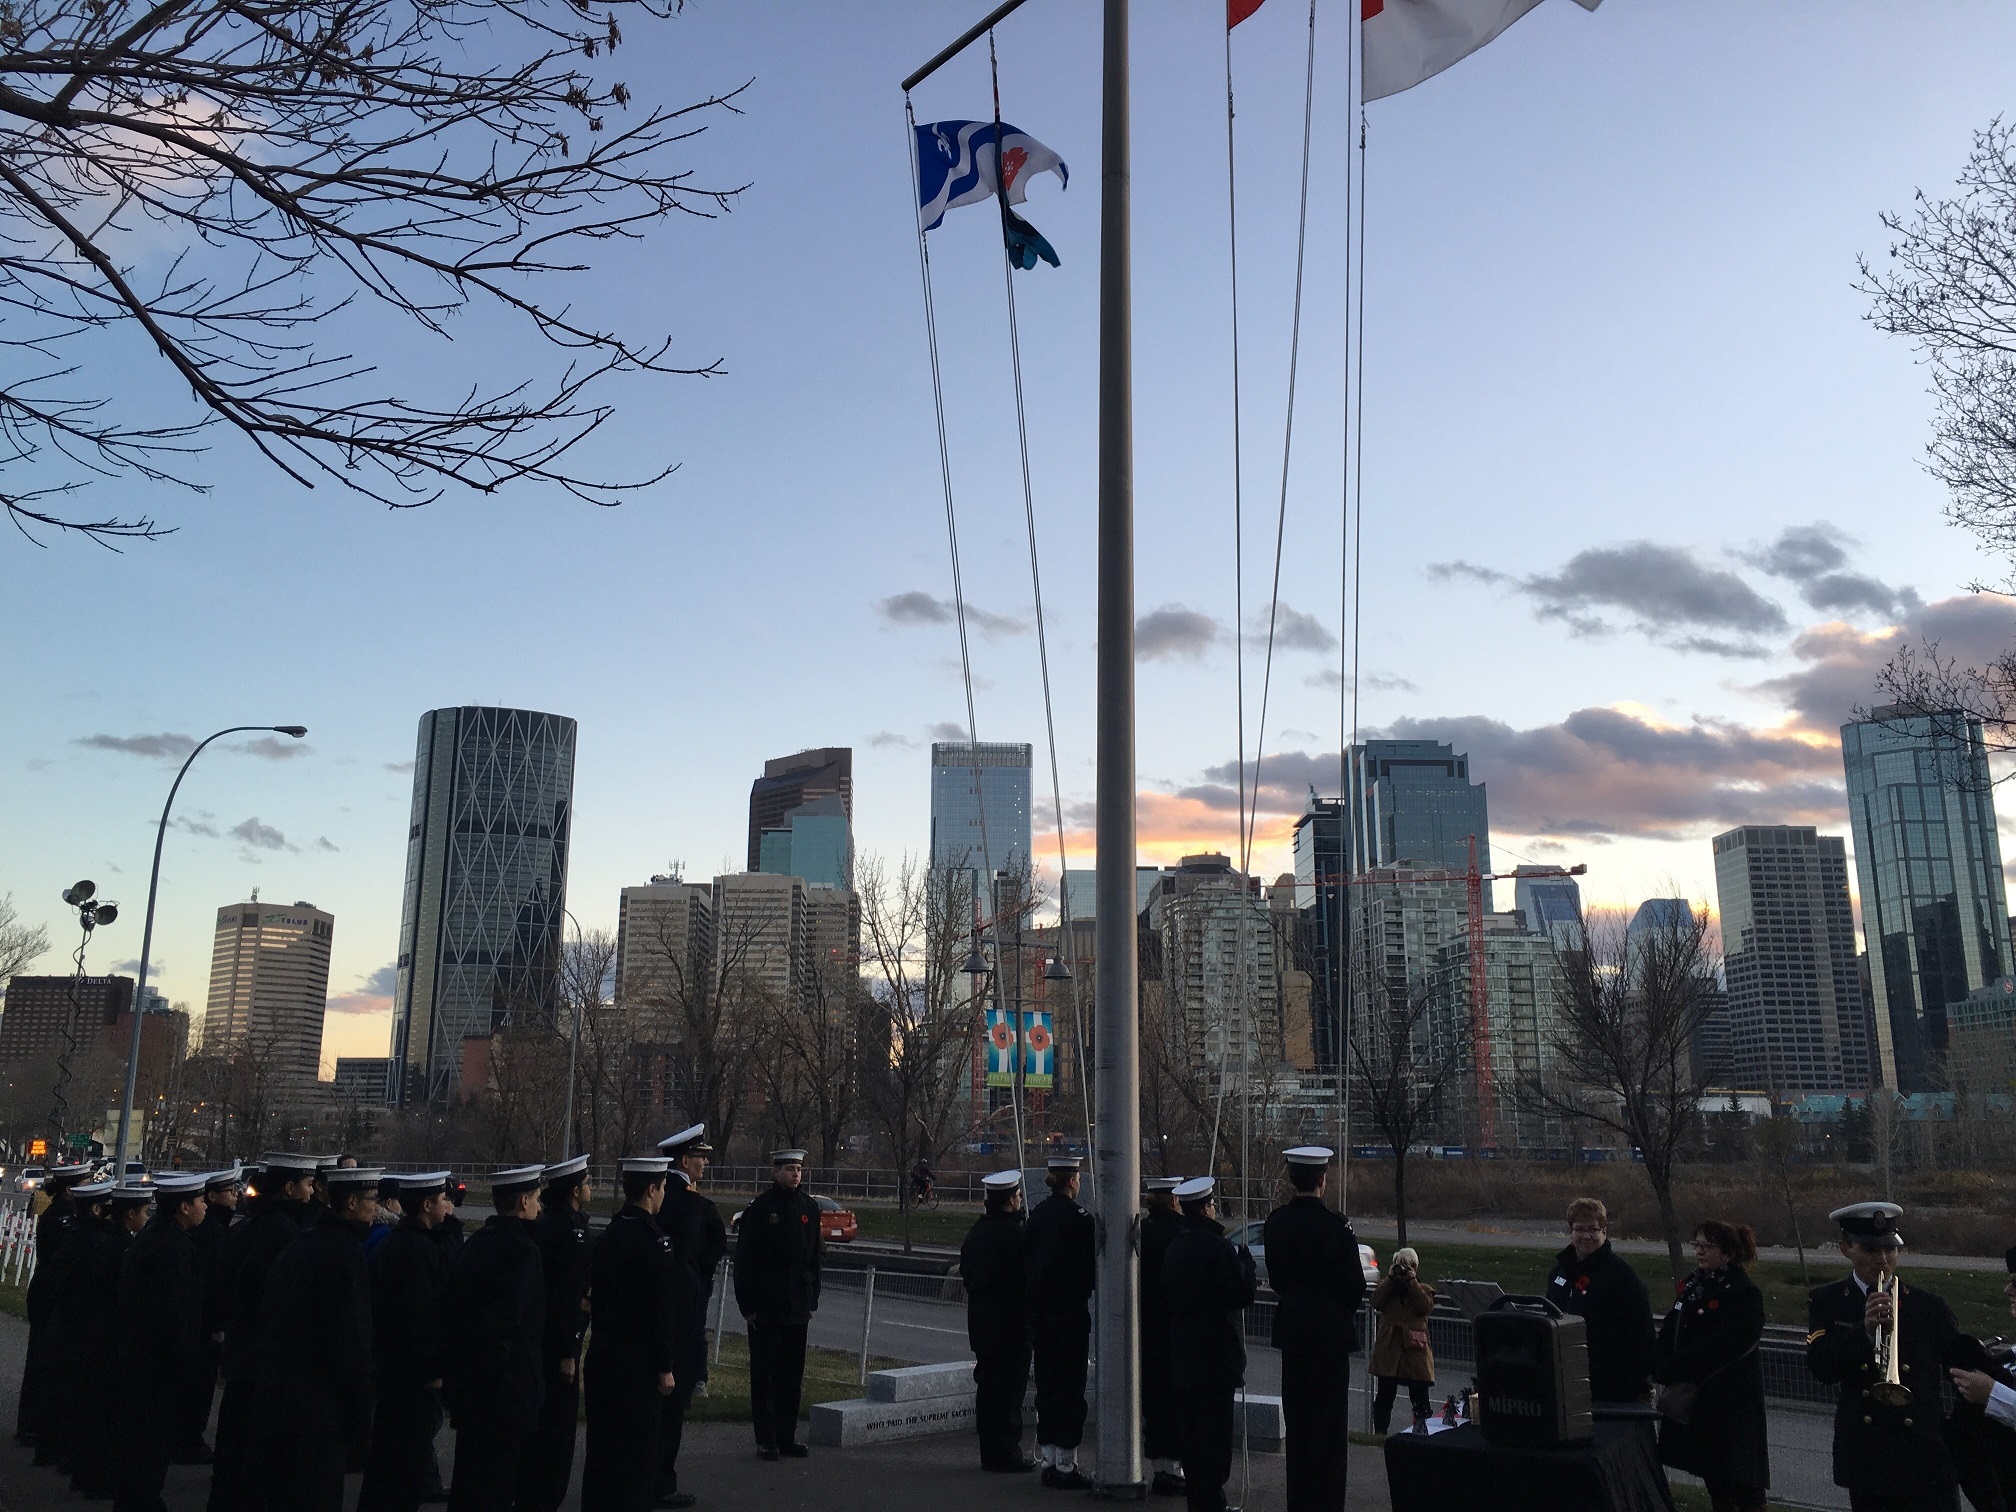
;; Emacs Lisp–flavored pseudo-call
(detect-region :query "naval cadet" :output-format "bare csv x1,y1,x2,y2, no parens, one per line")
47,1176,127,1485
1140,1174,1186,1497
16,1162,92,1452
1808,1200,1968,1512
1262,1146,1366,1512
176,1163,242,1466
961,1169,1035,1473
517,1155,594,1512
1948,1246,2016,1512
209,1150,318,1512
359,1170,456,1512
364,1174,403,1257
582,1156,680,1512
1024,1153,1096,1489
655,1124,726,1507
442,1164,548,1510
114,1173,209,1512
1162,1177,1258,1512
733,1148,822,1461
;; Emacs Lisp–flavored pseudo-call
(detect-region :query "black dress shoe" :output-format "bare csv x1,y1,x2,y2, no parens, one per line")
1041,1466,1093,1490
780,1442,810,1458
663,1495,698,1509
757,1445,781,1462
1151,1470,1187,1496
983,1454,1038,1473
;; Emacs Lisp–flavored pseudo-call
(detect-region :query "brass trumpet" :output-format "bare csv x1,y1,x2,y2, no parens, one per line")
1871,1272,1912,1409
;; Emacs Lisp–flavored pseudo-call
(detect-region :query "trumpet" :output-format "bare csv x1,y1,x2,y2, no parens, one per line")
1872,1272,1912,1409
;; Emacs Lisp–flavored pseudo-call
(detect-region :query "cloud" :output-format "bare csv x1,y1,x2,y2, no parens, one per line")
1756,592,2016,730
928,721,971,742
229,816,290,851
326,962,398,1017
172,813,220,839
876,590,1026,637
314,836,339,852
384,761,415,774
362,963,398,995
1746,524,1921,619
1250,604,1337,654
869,731,916,750
237,736,311,761
1304,668,1420,694
1136,606,1220,662
75,732,197,760
113,958,161,975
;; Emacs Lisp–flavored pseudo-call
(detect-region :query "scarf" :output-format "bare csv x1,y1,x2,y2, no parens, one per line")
1673,1261,1740,1341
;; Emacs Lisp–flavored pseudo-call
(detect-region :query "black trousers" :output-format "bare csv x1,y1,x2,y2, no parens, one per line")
359,1382,438,1512
1179,1388,1236,1512
516,1364,581,1512
582,1360,660,1512
177,1336,221,1453
1142,1329,1179,1462
974,1344,1030,1466
257,1429,348,1512
112,1380,175,1512
1847,1493,1961,1512
1702,1476,1768,1512
448,1420,524,1512
653,1372,698,1496
1281,1352,1350,1512
1371,1374,1433,1434
15,1319,53,1442
746,1317,808,1450
206,1373,260,1512
1031,1311,1090,1450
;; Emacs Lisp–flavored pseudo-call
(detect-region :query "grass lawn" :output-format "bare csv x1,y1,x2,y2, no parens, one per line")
1401,1239,2016,1337
846,1203,978,1249
683,1330,904,1423
0,1281,23,1321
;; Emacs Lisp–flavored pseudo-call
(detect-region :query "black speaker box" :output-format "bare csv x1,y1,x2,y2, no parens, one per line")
1473,1295,1595,1448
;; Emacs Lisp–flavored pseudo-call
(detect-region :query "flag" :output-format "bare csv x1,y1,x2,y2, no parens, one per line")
915,119,1068,233
1003,208,1059,270
1229,0,1267,26
1361,0,1601,104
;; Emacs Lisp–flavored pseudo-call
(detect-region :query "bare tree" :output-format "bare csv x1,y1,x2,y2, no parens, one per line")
1519,907,1720,1278
0,895,49,981
748,935,861,1167
0,0,746,544
1349,967,1462,1249
1752,1102,1810,1286
651,911,775,1160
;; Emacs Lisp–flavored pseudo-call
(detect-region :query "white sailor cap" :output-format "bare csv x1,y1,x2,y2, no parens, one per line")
1831,1201,1905,1248
71,1178,114,1200
488,1164,544,1197
311,1155,343,1174
1174,1176,1216,1205
201,1163,244,1190
983,1170,1023,1191
1144,1176,1183,1194
151,1172,206,1197
542,1155,589,1184
325,1165,383,1193
619,1156,672,1176
1283,1146,1334,1168
110,1183,155,1206
771,1148,807,1165
657,1124,712,1156
259,1151,321,1176
395,1170,452,1197
45,1164,94,1187
1045,1154,1084,1172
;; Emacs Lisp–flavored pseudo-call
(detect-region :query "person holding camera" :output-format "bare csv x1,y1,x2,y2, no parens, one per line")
1369,1247,1436,1434
1654,1220,1768,1512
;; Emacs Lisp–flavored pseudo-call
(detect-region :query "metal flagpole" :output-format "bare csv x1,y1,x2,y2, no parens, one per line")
1092,0,1141,1495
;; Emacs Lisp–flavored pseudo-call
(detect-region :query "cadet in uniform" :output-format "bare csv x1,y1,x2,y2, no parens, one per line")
176,1163,241,1465
1808,1201,1967,1512
115,1172,209,1512
47,1176,125,1483
17,1162,91,1453
1024,1153,1096,1489
517,1155,593,1512
1263,1146,1366,1512
962,1169,1035,1473
442,1164,547,1510
360,1170,456,1512
1162,1177,1258,1512
365,1174,403,1257
1948,1245,2016,1512
253,1162,380,1512
734,1148,822,1461
583,1156,680,1511
210,1150,318,1512
1140,1175,1186,1496
655,1124,726,1507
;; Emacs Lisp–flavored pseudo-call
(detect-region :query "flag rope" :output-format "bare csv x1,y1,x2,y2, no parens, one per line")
1224,11,1251,883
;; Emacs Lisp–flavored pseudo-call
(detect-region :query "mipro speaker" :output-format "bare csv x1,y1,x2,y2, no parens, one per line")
1473,1295,1595,1448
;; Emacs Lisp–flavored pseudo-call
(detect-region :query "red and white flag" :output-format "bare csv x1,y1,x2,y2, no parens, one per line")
1361,0,1601,103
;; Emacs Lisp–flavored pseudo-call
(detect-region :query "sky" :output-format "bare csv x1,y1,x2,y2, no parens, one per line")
6,0,2016,1076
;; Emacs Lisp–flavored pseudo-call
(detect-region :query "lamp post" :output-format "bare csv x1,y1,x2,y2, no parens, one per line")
114,724,307,1172
559,906,585,1161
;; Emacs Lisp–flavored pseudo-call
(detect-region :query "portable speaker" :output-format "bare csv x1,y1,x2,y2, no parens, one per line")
1473,1295,1595,1448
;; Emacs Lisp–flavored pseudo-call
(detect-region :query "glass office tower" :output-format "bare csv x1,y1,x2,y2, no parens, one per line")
1842,707,2013,1091
930,742,1032,879
1347,739,1493,895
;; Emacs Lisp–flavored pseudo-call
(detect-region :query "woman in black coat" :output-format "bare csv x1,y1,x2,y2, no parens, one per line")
1654,1220,1769,1512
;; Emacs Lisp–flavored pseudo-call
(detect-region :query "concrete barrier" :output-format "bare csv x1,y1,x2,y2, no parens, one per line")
809,1392,981,1447
868,1362,977,1402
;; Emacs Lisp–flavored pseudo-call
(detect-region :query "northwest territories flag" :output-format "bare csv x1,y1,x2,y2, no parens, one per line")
915,119,1068,233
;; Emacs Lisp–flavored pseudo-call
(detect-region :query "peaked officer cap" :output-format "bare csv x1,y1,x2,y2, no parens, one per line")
1830,1201,1905,1247
1173,1176,1216,1204
1283,1145,1334,1167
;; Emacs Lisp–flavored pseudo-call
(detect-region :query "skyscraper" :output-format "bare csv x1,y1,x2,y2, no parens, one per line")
204,899,334,1090
930,742,1033,879
747,749,852,872
756,792,853,889
1514,869,1585,952
1291,795,1346,1067
614,876,714,1009
391,706,576,1105
1712,826,1872,1094
714,872,808,1003
1842,707,2014,1090
1147,854,1283,1081
1346,739,1492,882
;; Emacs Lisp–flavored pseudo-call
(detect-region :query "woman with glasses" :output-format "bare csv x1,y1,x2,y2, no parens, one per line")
1543,1197,1655,1404
1654,1221,1768,1512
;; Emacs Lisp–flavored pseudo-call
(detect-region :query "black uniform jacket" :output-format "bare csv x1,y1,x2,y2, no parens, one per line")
52,1213,128,1377
1262,1196,1366,1356
118,1213,202,1388
369,1216,453,1389
216,1195,312,1378
532,1203,593,1366
1162,1214,1258,1394
590,1205,680,1384
1545,1240,1656,1403
1024,1190,1096,1322
191,1200,233,1336
256,1210,375,1445
961,1209,1029,1355
733,1185,821,1324
1140,1206,1182,1353
25,1195,79,1326
442,1213,546,1432
1654,1262,1768,1490
661,1178,728,1355
1808,1273,1964,1495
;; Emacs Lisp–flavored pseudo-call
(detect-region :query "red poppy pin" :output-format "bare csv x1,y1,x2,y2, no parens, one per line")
802,1214,810,1223
1707,1299,1720,1310
1573,1276,1590,1293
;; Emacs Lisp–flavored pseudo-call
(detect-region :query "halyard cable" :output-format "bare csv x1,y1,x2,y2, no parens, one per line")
1225,9,1251,882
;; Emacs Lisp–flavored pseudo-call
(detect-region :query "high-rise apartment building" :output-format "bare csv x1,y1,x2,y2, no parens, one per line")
931,742,1033,880
391,706,577,1105
0,974,134,1065
1712,826,1872,1094
1842,707,2014,1091
615,877,714,1010
204,899,334,1090
806,884,862,985
1428,912,1572,1150
748,749,853,872
1147,854,1284,1082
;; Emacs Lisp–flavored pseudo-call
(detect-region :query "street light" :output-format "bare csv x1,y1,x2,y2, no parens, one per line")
559,906,585,1161
114,724,308,1171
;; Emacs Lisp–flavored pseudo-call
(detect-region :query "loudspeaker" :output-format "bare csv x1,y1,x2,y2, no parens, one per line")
1473,1295,1594,1448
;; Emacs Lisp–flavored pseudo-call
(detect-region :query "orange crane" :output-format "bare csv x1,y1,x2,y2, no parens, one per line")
1320,838,1586,1150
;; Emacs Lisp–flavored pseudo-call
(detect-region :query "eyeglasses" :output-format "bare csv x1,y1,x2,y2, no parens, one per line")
1569,1225,1605,1236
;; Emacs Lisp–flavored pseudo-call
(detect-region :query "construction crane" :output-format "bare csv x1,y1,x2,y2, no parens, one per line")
1318,838,1586,1150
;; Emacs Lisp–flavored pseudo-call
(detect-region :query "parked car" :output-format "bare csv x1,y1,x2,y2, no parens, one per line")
1224,1220,1379,1287
16,1167,42,1193
730,1193,859,1244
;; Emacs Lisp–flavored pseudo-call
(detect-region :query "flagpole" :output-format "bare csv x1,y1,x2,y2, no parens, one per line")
1091,0,1141,1496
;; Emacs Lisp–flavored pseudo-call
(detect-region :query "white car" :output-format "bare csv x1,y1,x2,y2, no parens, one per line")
1224,1220,1380,1286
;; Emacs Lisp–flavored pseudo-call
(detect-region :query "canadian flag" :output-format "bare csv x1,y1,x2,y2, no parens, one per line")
1362,0,1602,103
